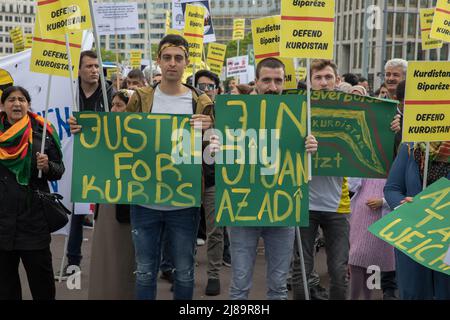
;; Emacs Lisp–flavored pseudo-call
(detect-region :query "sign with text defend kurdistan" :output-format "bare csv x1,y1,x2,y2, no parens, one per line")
232,19,245,41
419,8,443,50
215,95,309,227
36,0,92,37
280,0,335,59
251,15,298,89
284,89,397,178
71,112,201,207
206,43,227,76
369,177,450,276
30,17,82,78
430,0,450,43
184,4,205,65
402,61,450,142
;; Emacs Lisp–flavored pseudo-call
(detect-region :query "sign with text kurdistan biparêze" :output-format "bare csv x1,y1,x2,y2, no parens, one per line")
71,112,201,207
284,89,397,178
215,94,310,227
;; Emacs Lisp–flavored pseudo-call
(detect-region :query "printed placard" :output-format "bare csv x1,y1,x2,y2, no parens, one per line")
280,0,335,59
420,8,443,50
430,0,450,43
403,61,450,142
36,0,92,37
93,2,139,36
206,43,227,76
9,27,25,53
184,4,205,65
369,177,450,276
227,55,249,77
232,19,245,40
30,17,82,78
129,50,142,69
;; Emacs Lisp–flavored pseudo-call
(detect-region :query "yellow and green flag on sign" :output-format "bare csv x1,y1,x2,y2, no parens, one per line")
36,0,92,37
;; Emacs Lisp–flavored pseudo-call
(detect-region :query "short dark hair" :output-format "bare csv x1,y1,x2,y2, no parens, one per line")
157,34,189,58
396,80,406,102
342,73,359,86
256,58,285,79
1,85,31,104
127,69,146,82
358,76,368,83
310,59,338,78
195,70,220,88
79,50,97,68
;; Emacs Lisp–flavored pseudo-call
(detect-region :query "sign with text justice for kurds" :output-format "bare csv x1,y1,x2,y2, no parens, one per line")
232,19,245,41
430,0,450,43
402,61,450,142
369,177,450,276
30,17,82,78
214,95,310,227
37,0,92,37
184,4,205,65
280,0,335,59
71,112,202,207
284,89,397,178
420,8,443,50
206,43,226,76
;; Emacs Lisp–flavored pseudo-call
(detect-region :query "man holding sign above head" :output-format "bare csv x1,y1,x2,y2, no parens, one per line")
228,57,318,300
126,34,214,300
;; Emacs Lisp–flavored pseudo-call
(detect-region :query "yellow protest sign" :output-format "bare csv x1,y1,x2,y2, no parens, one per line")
430,0,450,42
25,34,33,49
251,15,297,89
420,8,443,50
30,17,82,78
130,50,142,69
9,27,25,53
206,43,227,76
165,10,171,32
183,4,205,65
106,68,119,81
166,28,183,36
402,61,450,142
232,19,245,40
183,61,208,84
36,0,92,37
280,0,335,59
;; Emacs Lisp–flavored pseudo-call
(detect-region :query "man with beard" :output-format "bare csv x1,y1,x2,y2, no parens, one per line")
228,57,319,300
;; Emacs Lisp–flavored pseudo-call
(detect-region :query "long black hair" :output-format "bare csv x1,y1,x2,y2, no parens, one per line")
1,85,31,104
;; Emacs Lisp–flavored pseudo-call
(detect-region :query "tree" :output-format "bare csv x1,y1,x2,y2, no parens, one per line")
100,48,117,63
224,31,253,60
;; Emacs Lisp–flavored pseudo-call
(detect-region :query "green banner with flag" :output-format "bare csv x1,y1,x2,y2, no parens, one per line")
71,112,202,207
214,95,309,227
285,89,398,178
368,177,450,275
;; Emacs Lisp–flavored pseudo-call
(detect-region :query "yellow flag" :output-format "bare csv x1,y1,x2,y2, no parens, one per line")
430,0,450,42
184,4,205,65
420,8,443,50
206,43,227,76
30,17,82,78
232,19,245,40
280,0,335,59
36,0,92,37
402,61,450,142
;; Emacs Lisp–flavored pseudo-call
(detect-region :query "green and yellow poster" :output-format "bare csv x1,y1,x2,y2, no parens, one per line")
71,112,202,207
215,95,310,227
369,177,450,275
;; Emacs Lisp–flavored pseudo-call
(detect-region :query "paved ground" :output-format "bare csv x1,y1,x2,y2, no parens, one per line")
20,227,381,300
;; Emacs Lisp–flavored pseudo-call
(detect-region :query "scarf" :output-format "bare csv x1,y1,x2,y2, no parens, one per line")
413,141,450,186
0,111,62,185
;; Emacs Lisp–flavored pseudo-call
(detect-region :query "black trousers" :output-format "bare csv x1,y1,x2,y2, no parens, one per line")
0,248,55,300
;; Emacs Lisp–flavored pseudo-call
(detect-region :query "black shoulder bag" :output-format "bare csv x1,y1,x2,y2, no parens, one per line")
35,190,72,233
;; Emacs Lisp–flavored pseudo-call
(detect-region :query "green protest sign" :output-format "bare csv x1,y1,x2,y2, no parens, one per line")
284,89,397,178
71,112,202,207
369,177,450,275
215,95,309,227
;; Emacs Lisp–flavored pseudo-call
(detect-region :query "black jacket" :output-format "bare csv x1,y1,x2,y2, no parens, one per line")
0,117,65,251
78,79,114,112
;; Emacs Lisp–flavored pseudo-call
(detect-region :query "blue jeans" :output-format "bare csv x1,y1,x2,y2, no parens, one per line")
229,226,295,300
130,205,200,300
159,224,173,273
67,214,86,266
395,249,450,300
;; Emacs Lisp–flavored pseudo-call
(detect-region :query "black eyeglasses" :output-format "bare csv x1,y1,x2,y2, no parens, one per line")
197,83,216,91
